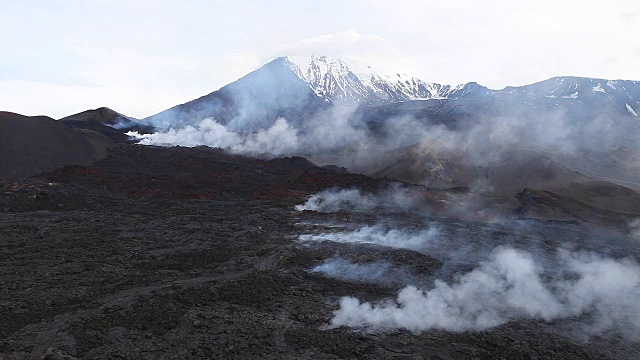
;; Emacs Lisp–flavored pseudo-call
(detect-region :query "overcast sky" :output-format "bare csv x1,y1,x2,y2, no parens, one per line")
1,0,639,118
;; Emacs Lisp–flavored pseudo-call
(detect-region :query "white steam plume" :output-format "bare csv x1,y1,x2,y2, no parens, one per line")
129,105,371,158
295,185,433,213
295,188,376,212
628,218,640,238
330,246,640,340
128,117,299,156
130,93,640,192
311,258,416,286
299,224,440,252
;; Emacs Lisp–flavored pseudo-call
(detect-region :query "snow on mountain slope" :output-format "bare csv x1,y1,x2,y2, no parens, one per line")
490,76,640,117
502,76,640,103
282,55,466,103
143,55,640,132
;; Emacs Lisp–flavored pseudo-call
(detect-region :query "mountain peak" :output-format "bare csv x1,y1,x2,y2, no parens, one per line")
284,54,410,82
279,54,463,104
60,107,134,125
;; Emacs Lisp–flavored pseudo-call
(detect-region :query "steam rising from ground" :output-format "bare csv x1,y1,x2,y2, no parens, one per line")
129,105,374,157
299,224,440,252
295,186,430,213
296,189,640,340
628,218,640,238
311,258,415,286
128,118,300,156
331,247,640,340
295,188,375,212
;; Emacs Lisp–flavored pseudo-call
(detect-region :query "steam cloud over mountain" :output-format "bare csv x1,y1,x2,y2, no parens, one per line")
130,117,301,156
130,57,640,197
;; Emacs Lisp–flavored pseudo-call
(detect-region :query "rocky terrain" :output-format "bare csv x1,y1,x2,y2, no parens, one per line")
1,144,638,359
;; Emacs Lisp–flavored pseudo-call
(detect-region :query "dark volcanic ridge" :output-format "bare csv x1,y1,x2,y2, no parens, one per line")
60,107,155,144
0,111,114,181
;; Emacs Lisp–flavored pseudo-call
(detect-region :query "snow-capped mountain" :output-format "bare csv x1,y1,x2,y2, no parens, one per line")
503,77,640,100
143,55,491,130
497,76,640,116
282,55,465,103
143,55,640,132
145,57,328,130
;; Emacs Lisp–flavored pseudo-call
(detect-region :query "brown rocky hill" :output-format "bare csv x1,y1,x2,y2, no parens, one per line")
0,111,114,180
60,107,154,143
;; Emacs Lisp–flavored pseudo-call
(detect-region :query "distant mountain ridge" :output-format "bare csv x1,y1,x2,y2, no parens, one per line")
496,76,640,116
142,55,640,131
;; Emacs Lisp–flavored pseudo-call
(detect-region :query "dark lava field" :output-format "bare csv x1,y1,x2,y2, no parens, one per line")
1,144,639,359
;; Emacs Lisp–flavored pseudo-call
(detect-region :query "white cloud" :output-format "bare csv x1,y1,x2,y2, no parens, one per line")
0,41,218,119
366,0,640,88
0,80,103,118
272,29,420,76
2,1,640,117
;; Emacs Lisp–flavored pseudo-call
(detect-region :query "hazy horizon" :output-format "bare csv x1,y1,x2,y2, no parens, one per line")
2,0,639,118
